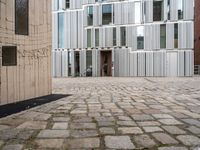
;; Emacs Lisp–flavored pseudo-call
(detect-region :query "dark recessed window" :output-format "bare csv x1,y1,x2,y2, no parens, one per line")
102,4,112,25
15,0,29,35
153,0,164,21
66,0,70,9
2,46,17,66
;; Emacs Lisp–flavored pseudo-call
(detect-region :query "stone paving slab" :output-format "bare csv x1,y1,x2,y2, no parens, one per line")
0,77,200,149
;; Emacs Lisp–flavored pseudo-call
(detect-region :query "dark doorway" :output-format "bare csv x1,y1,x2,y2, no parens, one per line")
100,51,112,76
75,51,80,77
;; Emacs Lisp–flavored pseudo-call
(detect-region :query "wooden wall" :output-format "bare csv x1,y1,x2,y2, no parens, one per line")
0,0,52,105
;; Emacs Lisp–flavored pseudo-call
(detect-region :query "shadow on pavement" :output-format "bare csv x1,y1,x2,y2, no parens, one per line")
0,94,71,118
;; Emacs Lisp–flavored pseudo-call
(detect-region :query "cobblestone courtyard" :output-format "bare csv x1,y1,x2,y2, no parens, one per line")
1,77,200,150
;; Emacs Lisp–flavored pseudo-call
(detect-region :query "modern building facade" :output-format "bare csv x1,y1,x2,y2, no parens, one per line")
0,0,52,105
52,0,194,77
194,0,200,74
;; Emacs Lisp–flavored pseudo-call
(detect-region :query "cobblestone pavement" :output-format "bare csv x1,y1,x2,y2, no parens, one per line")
1,77,200,150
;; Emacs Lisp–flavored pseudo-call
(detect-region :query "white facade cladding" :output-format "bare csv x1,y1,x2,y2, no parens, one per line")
52,0,194,77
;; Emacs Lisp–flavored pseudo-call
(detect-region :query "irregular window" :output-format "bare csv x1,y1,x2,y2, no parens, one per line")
87,6,93,26
153,0,164,21
87,29,92,47
120,27,126,46
102,4,112,25
137,26,144,49
95,28,99,47
2,46,17,66
174,23,178,48
58,13,65,48
178,0,183,20
160,24,166,49
15,0,29,35
113,27,117,46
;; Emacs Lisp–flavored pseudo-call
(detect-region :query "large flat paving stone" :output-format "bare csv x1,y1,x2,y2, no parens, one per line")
176,135,200,146
66,138,100,149
158,146,188,150
37,130,69,138
105,136,135,149
152,133,179,144
134,134,156,148
35,139,64,149
17,121,47,130
2,144,23,150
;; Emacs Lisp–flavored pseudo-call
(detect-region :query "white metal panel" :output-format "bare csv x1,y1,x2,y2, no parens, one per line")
137,52,146,77
128,2,135,24
146,51,154,76
184,0,194,20
114,3,122,25
185,50,194,76
61,50,68,77
186,22,194,49
178,50,185,76
153,51,166,76
144,0,153,23
129,51,138,76
122,2,129,24
70,11,78,49
170,0,178,21
166,51,178,76
144,25,153,50
166,23,174,50
152,24,160,50
94,5,99,26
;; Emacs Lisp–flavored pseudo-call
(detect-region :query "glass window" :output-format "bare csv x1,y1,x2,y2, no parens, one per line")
58,13,65,48
2,46,17,66
153,0,164,21
178,0,183,20
95,28,99,47
167,0,170,20
174,23,178,48
160,24,166,49
102,4,112,25
87,29,92,47
68,51,72,76
86,51,93,77
66,0,70,9
113,27,117,46
135,2,141,23
15,0,29,35
137,26,144,49
87,6,93,26
120,27,126,46
75,51,80,77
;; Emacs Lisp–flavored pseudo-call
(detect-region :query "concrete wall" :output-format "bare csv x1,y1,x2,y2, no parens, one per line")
195,0,200,65
0,0,52,105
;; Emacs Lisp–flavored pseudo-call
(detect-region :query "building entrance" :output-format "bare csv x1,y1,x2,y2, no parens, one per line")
100,51,112,76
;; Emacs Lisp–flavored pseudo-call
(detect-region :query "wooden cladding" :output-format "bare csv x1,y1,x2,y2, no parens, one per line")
15,0,29,35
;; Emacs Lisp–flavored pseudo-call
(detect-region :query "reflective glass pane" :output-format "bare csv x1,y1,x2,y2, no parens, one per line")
87,6,93,26
137,26,144,49
58,13,65,48
102,4,112,25
120,27,126,46
160,24,166,49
